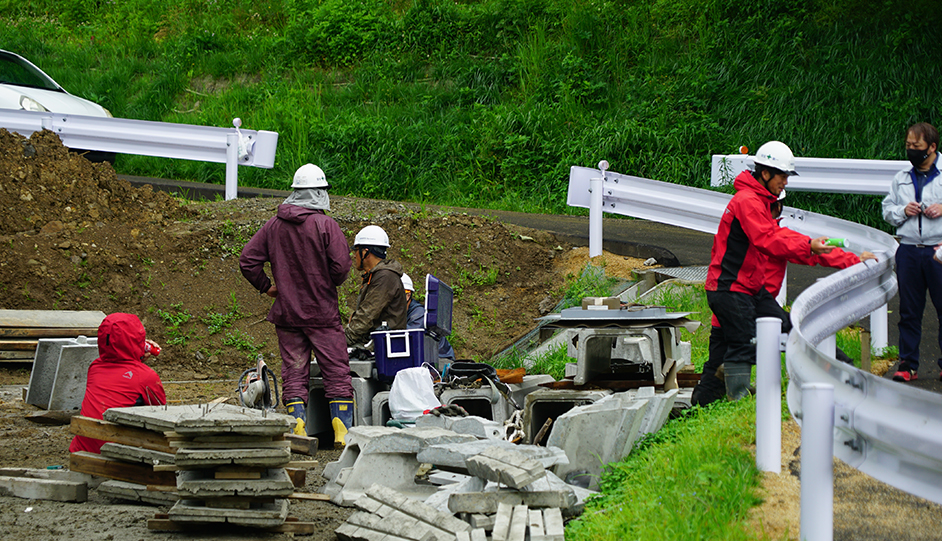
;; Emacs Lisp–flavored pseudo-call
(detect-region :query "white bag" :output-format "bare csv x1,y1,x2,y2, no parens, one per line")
388,367,441,421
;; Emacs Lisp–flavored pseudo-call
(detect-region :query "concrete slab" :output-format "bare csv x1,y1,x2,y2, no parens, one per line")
104,403,293,436
527,509,545,539
470,528,486,541
0,467,105,489
100,442,175,465
547,394,648,490
465,446,545,489
491,501,513,541
465,513,495,531
47,341,100,411
324,452,432,506
365,484,471,535
338,511,440,541
423,475,486,513
632,387,679,436
428,470,471,486
27,337,98,411
416,440,568,470
508,504,528,541
361,427,477,455
414,414,504,439
542,508,565,541
176,468,294,498
447,491,573,514
173,446,291,468
97,480,177,506
168,498,288,526
0,474,87,502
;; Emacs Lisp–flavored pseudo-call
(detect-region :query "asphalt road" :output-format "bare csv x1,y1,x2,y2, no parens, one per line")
123,175,941,392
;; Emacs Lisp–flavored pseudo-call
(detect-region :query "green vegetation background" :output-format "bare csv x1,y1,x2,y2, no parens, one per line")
3,0,941,228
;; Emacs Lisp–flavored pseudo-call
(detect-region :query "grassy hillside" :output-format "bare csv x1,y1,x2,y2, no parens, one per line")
2,0,940,226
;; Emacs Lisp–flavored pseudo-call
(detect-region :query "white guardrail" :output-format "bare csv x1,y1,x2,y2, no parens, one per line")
711,153,908,195
0,109,278,200
569,163,942,509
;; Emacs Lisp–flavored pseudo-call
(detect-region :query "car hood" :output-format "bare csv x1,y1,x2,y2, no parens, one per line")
0,84,109,117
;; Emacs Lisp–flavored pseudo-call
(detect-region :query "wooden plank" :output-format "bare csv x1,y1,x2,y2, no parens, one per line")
285,434,318,456
146,485,178,493
0,339,39,351
147,518,314,533
0,310,106,328
70,452,176,486
285,468,305,488
285,460,319,469
0,327,98,338
70,416,173,454
0,351,35,360
288,492,331,502
26,410,78,426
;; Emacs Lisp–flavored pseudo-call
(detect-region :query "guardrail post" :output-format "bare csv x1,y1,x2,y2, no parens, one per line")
756,317,783,473
819,334,836,358
870,304,888,353
225,132,238,201
588,160,608,258
800,383,834,541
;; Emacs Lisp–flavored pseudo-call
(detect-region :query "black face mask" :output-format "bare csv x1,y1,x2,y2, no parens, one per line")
907,147,930,168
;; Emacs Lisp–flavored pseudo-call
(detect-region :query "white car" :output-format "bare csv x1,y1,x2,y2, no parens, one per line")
1,49,115,161
0,49,112,117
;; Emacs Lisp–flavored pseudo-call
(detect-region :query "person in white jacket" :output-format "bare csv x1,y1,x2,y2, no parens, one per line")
882,122,942,383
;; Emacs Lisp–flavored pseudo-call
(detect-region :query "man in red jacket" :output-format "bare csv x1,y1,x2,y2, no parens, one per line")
69,313,166,454
703,141,834,400
239,164,352,444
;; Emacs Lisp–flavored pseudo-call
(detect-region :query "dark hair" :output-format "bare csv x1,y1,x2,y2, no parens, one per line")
908,123,939,148
754,163,784,181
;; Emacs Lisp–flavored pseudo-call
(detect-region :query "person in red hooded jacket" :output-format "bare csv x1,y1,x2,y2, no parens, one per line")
69,313,166,454
703,141,836,401
692,195,876,406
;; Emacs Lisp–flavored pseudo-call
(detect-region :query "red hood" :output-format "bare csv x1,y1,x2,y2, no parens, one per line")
733,170,777,202
97,313,146,362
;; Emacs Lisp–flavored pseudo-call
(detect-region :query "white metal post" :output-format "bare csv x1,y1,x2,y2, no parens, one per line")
870,304,888,353
225,132,238,201
800,383,834,541
756,317,783,473
776,268,787,306
819,334,836,358
588,160,608,258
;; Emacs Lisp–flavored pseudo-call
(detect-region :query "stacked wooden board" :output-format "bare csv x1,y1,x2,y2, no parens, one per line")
0,310,104,361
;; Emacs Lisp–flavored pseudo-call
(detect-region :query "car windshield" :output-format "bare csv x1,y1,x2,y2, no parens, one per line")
0,52,61,91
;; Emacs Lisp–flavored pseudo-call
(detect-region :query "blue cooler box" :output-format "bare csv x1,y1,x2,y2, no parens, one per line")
372,328,426,381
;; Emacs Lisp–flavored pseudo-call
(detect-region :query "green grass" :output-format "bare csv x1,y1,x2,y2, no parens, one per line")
567,398,778,541
3,0,939,225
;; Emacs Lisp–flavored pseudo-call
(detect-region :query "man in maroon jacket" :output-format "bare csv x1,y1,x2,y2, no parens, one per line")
239,164,353,444
703,141,833,400
69,313,166,454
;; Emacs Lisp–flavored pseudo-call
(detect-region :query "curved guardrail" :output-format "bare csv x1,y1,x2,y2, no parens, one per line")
568,163,942,505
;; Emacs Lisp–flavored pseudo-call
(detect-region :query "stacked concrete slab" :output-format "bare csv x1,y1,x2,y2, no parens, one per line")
102,404,296,527
26,336,99,411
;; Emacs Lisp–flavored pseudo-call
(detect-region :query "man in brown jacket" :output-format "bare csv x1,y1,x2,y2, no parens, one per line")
345,225,408,347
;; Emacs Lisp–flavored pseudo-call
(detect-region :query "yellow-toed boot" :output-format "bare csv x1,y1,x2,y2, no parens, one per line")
329,399,354,448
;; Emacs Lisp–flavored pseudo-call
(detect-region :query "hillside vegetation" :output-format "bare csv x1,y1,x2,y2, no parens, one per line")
2,0,940,227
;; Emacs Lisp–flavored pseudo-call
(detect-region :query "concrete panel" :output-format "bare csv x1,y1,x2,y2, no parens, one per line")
97,480,177,506
100,442,175,465
414,414,504,440
417,440,568,470
47,341,99,411
26,337,96,409
173,446,291,468
360,427,476,455
176,467,294,498
103,403,294,436
168,498,288,526
465,446,545,489
0,474,87,502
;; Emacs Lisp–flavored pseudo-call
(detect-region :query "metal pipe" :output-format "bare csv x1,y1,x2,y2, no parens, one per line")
819,333,836,358
800,383,834,541
756,317,783,473
870,304,888,353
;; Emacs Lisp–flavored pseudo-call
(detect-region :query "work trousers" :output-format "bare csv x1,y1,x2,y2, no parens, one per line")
704,288,790,376
276,324,352,402
895,243,942,371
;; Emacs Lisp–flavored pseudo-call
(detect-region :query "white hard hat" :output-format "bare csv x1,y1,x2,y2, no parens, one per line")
401,273,414,291
754,141,798,176
354,225,390,248
291,164,328,189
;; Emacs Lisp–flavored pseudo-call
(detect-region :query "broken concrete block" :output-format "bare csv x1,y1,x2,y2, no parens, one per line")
417,440,568,470
365,484,471,535
424,475,486,513
456,531,471,541
525,470,593,516
465,513,495,531
547,394,648,490
0,474,87,502
338,511,438,541
508,504,528,541
101,442,175,465
542,508,564,541
465,446,545,489
470,528,487,541
491,501,513,541
0,467,104,489
633,387,679,436
97,480,177,505
448,490,573,514
527,509,545,540
415,414,504,440
168,498,288,527
176,468,294,498
428,470,471,486
360,426,477,455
